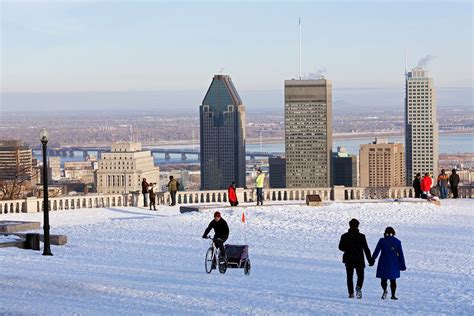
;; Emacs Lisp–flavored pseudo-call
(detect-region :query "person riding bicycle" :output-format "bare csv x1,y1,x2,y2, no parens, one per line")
202,211,229,262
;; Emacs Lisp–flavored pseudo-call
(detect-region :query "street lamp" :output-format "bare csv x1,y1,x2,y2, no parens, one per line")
40,128,53,256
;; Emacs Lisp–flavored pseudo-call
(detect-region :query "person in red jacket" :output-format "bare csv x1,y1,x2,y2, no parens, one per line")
228,182,238,206
420,172,432,199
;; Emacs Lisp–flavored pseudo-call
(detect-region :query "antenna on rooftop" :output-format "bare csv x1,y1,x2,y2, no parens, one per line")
299,17,302,80
404,44,408,79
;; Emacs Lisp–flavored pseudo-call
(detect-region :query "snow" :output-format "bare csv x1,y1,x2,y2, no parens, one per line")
1,200,473,315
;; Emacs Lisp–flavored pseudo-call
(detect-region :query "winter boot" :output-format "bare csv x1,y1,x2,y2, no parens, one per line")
355,286,362,299
381,291,388,299
348,293,354,298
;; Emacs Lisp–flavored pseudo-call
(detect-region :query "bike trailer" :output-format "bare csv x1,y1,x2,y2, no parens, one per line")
225,244,249,261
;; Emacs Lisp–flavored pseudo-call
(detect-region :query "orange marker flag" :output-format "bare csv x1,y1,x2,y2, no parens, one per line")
241,211,246,223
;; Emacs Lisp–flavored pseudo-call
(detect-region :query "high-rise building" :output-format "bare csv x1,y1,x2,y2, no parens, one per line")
269,156,286,188
284,78,332,188
0,140,33,199
359,138,405,187
96,142,159,194
405,67,439,184
200,74,246,190
332,147,359,187
0,140,32,182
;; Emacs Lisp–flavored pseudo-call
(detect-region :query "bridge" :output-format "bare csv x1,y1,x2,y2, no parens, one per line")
32,146,284,161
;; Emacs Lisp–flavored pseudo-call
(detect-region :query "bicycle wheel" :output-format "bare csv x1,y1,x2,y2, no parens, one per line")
205,248,214,273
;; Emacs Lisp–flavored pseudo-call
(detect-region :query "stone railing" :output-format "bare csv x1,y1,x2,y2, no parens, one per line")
0,193,135,214
1,185,472,214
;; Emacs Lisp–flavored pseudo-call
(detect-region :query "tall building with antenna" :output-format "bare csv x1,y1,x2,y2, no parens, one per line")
200,74,246,190
284,78,333,187
405,66,439,184
284,18,332,188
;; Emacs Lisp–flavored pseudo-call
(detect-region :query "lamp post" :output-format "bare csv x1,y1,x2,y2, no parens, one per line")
40,128,53,256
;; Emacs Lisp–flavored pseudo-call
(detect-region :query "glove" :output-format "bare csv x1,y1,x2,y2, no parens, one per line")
400,267,406,271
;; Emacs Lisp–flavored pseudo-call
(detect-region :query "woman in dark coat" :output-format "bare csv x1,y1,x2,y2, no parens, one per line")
372,227,406,300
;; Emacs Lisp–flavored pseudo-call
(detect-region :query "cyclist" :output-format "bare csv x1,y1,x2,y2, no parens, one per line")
202,211,229,262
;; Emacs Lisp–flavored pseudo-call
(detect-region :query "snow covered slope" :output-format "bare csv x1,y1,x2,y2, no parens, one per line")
1,200,473,315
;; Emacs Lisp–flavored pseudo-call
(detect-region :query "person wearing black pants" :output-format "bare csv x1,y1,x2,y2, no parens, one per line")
339,219,373,299
413,173,422,198
381,279,397,300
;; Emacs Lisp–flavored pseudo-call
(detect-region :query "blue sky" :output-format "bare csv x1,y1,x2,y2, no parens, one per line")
1,0,472,93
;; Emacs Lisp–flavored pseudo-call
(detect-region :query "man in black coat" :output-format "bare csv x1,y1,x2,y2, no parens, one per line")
338,218,373,299
413,173,422,198
202,211,229,261
449,169,460,198
141,178,149,207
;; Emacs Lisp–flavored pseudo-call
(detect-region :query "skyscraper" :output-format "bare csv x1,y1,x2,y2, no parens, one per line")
332,147,359,187
359,138,405,187
284,78,332,188
200,74,246,190
405,67,439,184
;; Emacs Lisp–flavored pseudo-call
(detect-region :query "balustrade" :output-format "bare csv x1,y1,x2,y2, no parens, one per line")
0,185,471,215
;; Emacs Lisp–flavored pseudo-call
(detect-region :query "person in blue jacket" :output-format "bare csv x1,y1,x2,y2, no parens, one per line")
371,227,406,300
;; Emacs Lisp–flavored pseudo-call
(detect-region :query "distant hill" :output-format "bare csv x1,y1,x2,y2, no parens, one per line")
1,87,472,116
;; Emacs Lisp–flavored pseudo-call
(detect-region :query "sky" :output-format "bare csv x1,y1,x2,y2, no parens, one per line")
0,0,472,112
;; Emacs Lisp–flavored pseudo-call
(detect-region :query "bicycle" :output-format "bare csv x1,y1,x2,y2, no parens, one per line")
204,236,227,274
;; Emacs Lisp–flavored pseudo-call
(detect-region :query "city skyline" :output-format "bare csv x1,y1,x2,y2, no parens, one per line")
2,1,472,96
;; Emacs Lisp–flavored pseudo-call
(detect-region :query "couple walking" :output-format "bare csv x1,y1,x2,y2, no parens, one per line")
338,219,406,300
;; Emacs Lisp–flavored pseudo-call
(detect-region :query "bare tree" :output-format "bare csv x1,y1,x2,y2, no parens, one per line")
0,147,32,200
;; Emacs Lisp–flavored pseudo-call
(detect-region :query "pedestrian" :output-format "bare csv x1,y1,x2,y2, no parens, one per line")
371,227,406,300
141,178,149,207
228,182,238,206
437,169,449,199
167,176,178,206
338,218,374,299
420,172,432,199
149,183,157,211
412,173,422,198
255,168,265,206
449,169,460,198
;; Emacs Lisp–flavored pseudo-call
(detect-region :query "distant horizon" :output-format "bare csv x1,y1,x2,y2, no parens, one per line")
1,86,472,115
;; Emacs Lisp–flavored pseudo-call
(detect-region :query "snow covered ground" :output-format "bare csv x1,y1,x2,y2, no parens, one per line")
1,199,473,315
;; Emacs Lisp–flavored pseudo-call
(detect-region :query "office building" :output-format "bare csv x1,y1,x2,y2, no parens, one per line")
332,147,359,187
269,156,286,188
359,138,405,187
284,78,332,187
96,142,159,194
405,67,439,184
200,74,246,190
0,140,32,182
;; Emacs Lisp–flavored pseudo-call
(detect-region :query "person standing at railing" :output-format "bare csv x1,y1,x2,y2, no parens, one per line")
167,176,179,206
141,178,149,207
255,168,265,206
148,183,157,211
412,173,422,198
228,182,238,206
449,169,460,198
420,172,432,199
437,169,449,199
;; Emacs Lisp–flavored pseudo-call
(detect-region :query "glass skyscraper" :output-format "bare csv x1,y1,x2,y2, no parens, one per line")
200,74,246,190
